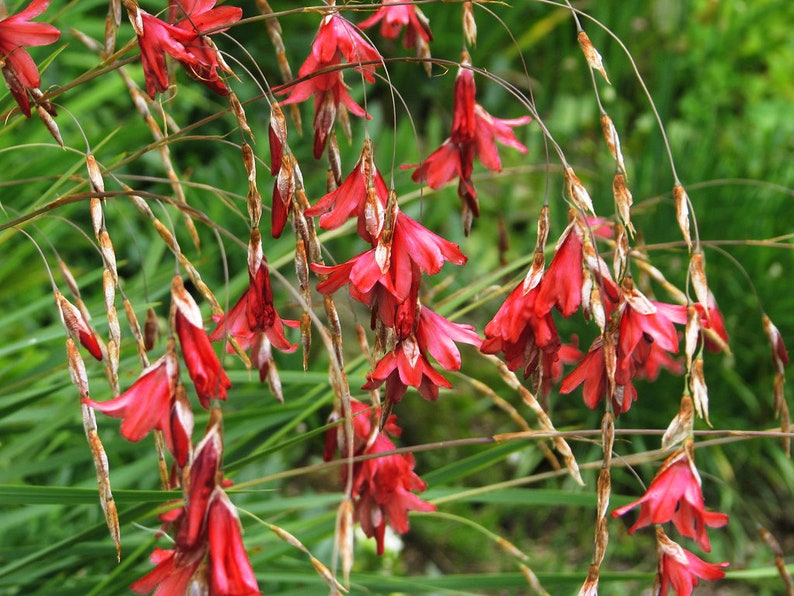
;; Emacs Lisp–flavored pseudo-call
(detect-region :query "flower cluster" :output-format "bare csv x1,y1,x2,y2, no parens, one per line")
324,399,435,554
130,425,260,595
280,12,382,158
309,145,480,406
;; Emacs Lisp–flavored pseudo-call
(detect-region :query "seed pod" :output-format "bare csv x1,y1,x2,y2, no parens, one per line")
578,31,610,83
662,395,694,450
690,357,710,422
565,167,595,214
600,113,624,171
613,173,634,234
688,251,710,310
462,1,477,45
673,183,692,249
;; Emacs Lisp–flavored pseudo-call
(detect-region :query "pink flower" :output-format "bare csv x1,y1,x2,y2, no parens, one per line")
172,276,231,409
656,529,728,596
128,0,242,98
613,444,728,551
0,0,60,117
363,338,452,403
207,490,260,595
280,13,382,158
359,0,433,49
84,347,178,442
415,306,482,371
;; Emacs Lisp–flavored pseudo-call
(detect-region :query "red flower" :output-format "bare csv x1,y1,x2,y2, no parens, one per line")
410,56,531,223
354,434,436,555
313,210,466,305
178,424,222,551
323,398,401,461
210,233,298,393
280,13,382,158
363,337,452,403
481,283,561,378
0,0,60,117
305,141,389,241
656,529,728,596
207,490,260,595
560,337,638,413
127,0,242,98
415,306,482,371
613,444,728,551
359,0,433,49
84,346,178,442
534,220,584,318
130,547,204,595
173,276,231,409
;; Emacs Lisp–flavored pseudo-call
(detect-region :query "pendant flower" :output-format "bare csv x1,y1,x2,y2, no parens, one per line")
280,13,382,158
612,442,728,551
207,490,260,595
83,344,179,443
172,276,231,409
0,0,61,117
359,0,433,50
655,529,728,596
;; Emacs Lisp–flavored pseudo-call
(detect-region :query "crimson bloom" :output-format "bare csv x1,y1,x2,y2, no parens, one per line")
130,547,204,595
0,0,60,117
359,0,433,49
84,346,178,443
127,0,242,98
172,276,231,409
210,232,298,398
534,220,584,318
207,490,260,595
612,443,728,551
655,529,728,596
410,55,531,229
280,13,382,158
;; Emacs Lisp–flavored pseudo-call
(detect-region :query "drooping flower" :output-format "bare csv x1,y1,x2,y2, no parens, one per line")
354,434,436,555
130,547,204,595
409,53,531,230
359,0,433,50
207,490,260,595
324,402,435,555
305,139,389,241
534,220,584,318
280,13,382,158
126,0,242,98
84,345,179,443
0,0,60,117
172,276,231,409
655,529,728,596
210,231,298,398
612,442,728,551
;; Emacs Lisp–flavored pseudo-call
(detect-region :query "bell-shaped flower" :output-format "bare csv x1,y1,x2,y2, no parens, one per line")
612,443,728,552
534,220,584,318
130,547,204,595
84,345,179,442
353,434,436,555
415,306,482,371
172,276,231,409
655,529,728,596
177,424,222,551
207,490,260,595
0,0,60,117
359,0,433,50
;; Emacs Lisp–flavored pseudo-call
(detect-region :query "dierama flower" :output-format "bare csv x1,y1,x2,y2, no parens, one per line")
0,0,60,117
359,0,433,50
655,528,728,596
613,442,728,552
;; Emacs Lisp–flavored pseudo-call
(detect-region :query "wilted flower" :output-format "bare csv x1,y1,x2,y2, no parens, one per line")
0,0,60,117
